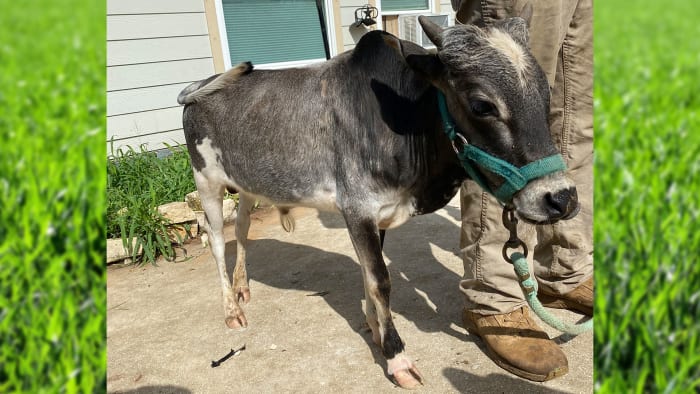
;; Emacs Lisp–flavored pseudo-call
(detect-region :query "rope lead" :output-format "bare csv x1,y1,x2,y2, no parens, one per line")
510,252,593,335
501,206,592,335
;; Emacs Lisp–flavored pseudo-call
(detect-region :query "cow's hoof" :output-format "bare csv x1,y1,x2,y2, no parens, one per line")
388,355,424,389
392,367,424,389
234,286,250,304
225,314,248,329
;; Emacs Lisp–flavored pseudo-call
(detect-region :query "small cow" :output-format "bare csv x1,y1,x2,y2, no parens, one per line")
178,13,578,389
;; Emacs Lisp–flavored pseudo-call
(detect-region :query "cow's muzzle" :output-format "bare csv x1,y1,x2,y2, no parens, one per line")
512,173,580,225
545,187,580,221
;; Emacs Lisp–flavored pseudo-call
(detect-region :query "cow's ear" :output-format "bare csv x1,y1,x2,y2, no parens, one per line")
418,16,443,48
405,53,445,80
499,3,532,47
502,16,529,46
519,3,533,26
399,38,445,80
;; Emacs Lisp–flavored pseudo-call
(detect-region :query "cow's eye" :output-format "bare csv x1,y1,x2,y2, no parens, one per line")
469,100,498,117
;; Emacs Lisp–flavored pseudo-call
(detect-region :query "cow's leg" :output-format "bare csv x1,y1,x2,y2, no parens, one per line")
195,173,247,329
361,265,381,346
232,193,255,304
343,215,424,389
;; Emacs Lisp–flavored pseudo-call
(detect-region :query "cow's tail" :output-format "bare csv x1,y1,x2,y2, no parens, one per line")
177,61,253,105
279,208,295,233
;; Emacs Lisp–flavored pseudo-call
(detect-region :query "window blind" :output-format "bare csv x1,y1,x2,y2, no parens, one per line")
382,0,430,12
222,0,326,65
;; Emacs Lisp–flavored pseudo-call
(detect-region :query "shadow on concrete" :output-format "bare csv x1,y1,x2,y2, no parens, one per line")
317,204,461,228
442,368,570,393
227,208,472,350
110,385,192,394
317,210,346,229
380,211,466,341
441,203,462,222
224,235,391,377
553,315,593,345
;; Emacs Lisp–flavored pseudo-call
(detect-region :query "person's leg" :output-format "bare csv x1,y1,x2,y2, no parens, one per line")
457,0,589,381
460,186,530,315
533,0,594,312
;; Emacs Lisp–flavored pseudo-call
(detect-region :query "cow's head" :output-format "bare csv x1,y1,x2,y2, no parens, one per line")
403,8,579,224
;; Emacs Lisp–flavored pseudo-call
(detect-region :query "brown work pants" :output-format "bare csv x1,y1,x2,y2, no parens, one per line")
457,0,594,314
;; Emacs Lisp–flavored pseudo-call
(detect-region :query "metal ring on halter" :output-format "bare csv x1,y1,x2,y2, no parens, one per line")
451,132,469,154
502,239,528,264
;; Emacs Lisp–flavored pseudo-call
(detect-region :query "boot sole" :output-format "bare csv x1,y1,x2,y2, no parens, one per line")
463,316,569,382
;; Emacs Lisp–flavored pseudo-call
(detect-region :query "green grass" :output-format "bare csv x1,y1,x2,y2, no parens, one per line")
594,0,700,391
0,0,106,392
107,144,196,263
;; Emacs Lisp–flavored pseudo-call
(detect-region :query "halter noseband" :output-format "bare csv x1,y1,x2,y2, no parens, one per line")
437,91,566,202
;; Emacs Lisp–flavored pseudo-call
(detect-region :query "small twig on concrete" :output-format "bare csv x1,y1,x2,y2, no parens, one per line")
211,344,246,368
306,291,329,296
107,301,128,311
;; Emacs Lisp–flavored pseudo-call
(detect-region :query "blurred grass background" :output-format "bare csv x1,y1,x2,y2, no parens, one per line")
0,0,106,392
1,0,698,391
594,0,700,391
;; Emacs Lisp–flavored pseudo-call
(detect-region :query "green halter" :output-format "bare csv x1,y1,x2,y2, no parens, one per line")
437,91,566,202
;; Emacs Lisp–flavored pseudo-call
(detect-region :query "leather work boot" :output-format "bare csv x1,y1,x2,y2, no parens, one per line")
538,277,594,316
463,306,568,382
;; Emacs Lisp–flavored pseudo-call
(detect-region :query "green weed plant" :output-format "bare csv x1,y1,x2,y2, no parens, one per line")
107,144,196,263
595,0,700,391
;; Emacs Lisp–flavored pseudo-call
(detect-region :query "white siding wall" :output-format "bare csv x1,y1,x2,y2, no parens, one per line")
339,0,375,52
107,0,215,153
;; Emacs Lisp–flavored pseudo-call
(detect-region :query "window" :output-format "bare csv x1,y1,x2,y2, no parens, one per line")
381,0,430,13
219,0,332,68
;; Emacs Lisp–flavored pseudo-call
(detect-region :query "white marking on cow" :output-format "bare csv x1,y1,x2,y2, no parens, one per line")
375,191,417,230
304,183,339,211
387,352,414,375
195,137,234,185
485,28,530,87
274,182,339,213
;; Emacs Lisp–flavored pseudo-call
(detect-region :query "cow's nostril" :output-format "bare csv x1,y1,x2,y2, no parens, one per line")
545,188,578,217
